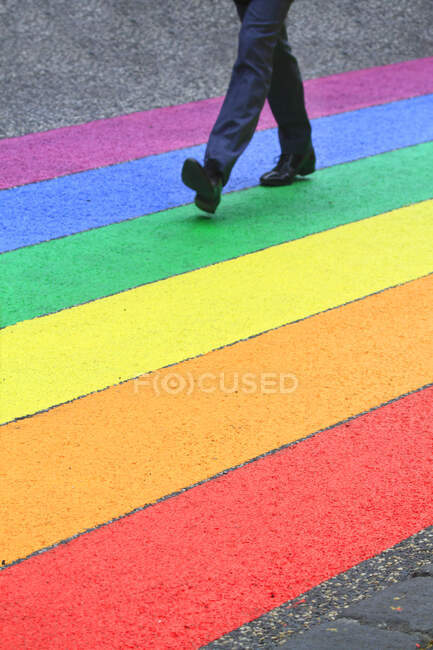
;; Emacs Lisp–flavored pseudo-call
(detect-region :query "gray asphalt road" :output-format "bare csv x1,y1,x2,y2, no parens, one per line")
205,527,433,648
2,1,433,647
1,0,432,137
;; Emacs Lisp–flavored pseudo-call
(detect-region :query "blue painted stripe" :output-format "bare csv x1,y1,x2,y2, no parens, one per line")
1,94,432,253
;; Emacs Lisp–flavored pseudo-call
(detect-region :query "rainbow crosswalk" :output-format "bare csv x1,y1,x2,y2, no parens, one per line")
1,57,433,649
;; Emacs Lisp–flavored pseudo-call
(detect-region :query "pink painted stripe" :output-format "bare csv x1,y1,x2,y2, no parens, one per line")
1,57,432,191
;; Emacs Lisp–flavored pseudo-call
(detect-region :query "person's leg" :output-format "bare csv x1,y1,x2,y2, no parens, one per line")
258,22,315,186
268,24,312,155
233,0,249,22
204,0,293,185
235,4,312,156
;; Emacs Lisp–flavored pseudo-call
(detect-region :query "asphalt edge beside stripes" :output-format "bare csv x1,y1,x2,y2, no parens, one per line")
1,380,432,573
1,58,432,191
204,526,433,649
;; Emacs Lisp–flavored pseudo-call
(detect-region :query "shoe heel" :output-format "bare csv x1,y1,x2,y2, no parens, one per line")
299,151,316,176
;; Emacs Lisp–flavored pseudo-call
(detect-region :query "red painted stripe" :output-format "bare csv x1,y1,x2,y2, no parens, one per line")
1,387,432,649
1,57,432,190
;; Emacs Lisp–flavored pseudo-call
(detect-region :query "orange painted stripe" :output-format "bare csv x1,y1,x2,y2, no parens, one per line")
0,387,433,650
1,386,432,649
1,274,433,564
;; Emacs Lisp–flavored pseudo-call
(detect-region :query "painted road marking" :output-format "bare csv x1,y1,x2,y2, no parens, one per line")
2,94,433,252
1,57,431,190
1,201,432,425
1,275,432,563
1,387,432,649
2,142,432,327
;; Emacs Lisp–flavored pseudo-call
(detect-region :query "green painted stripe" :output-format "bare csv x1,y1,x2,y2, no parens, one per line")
2,142,433,328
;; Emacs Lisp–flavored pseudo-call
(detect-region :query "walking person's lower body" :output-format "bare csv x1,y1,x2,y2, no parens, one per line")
182,0,315,213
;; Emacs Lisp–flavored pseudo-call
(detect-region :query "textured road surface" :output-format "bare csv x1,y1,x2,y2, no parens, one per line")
206,527,433,648
1,0,432,136
1,1,433,648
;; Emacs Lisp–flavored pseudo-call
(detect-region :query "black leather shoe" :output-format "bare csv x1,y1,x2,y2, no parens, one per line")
181,158,223,214
260,146,316,187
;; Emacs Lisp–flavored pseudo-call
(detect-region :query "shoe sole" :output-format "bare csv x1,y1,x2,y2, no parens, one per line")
260,148,316,187
181,158,220,214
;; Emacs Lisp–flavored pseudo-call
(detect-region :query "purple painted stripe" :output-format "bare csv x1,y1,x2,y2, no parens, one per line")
0,57,432,191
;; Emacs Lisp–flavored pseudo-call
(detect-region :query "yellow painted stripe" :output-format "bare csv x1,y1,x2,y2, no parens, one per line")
1,201,433,425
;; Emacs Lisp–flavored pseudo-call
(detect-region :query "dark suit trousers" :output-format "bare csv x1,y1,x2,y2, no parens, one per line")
205,0,312,185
